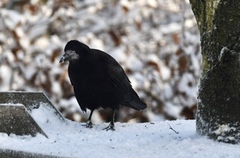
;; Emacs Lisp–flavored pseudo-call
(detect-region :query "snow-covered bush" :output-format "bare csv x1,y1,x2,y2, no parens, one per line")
0,0,200,122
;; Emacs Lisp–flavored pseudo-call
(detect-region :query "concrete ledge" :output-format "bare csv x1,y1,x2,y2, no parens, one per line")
0,91,69,156
0,91,67,137
0,104,48,138
0,148,62,158
0,92,65,121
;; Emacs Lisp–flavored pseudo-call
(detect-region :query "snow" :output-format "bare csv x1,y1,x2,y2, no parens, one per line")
0,104,240,158
1,9,24,30
213,124,236,135
0,103,23,107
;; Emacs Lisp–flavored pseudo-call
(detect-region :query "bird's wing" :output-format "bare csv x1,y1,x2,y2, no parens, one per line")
91,49,131,90
92,49,132,100
95,49,147,110
106,56,132,100
107,58,147,109
109,61,130,89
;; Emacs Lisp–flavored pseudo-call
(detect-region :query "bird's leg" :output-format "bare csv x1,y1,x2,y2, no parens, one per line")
84,110,94,128
104,109,116,131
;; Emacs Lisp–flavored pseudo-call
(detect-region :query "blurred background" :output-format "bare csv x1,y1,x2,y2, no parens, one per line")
0,0,201,124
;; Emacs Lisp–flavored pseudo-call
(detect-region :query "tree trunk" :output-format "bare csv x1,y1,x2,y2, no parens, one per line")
190,0,240,143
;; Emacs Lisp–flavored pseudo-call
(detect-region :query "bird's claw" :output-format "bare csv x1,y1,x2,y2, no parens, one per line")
83,121,93,128
103,123,115,131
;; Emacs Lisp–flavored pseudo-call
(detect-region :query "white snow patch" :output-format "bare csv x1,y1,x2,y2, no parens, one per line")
126,54,144,72
30,103,64,128
178,73,196,97
218,47,229,61
164,102,182,118
160,23,182,34
1,9,25,30
213,124,236,135
0,65,12,90
0,103,23,107
0,118,240,158
110,47,127,63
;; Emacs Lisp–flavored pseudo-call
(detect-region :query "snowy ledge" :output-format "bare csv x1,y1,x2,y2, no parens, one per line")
0,120,240,158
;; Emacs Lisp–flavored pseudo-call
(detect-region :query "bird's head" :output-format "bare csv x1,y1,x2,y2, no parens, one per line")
60,40,89,63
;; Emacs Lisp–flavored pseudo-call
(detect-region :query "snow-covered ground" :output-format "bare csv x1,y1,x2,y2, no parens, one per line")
0,105,239,158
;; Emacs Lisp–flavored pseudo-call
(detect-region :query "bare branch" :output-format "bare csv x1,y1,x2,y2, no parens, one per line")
167,123,179,134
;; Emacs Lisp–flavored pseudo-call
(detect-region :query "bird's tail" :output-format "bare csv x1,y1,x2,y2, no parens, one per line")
124,88,147,110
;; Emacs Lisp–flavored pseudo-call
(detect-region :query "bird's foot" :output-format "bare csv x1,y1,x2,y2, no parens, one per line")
103,122,115,131
83,121,93,128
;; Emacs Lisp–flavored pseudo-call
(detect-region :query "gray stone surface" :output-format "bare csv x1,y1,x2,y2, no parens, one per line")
0,92,68,156
0,92,65,121
0,104,47,137
0,148,63,158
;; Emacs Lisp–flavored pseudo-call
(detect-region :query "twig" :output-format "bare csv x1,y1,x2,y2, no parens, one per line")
167,123,179,134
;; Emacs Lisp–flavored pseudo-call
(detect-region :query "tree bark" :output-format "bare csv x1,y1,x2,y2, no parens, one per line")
190,0,240,143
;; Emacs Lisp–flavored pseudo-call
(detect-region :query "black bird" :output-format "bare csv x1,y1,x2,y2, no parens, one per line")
60,40,147,130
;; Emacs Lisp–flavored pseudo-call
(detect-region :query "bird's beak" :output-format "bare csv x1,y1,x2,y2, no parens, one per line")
60,50,79,63
59,55,66,63
59,52,70,63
